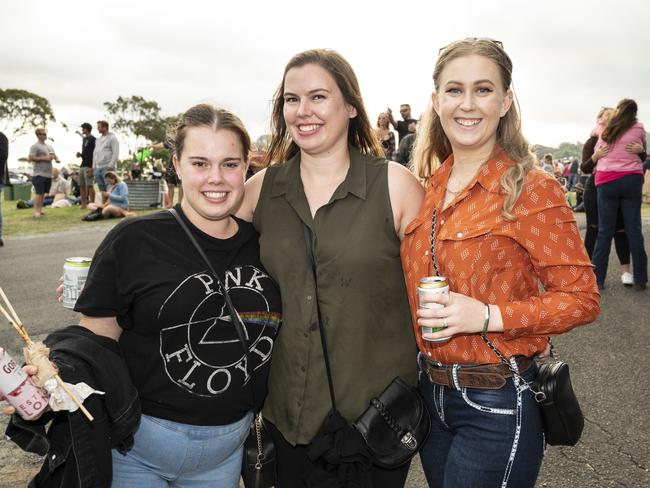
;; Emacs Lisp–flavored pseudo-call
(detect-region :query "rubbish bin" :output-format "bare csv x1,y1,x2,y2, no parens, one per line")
12,184,32,201
2,185,13,201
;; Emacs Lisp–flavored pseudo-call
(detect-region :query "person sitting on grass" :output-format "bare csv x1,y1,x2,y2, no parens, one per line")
16,168,78,209
84,171,131,220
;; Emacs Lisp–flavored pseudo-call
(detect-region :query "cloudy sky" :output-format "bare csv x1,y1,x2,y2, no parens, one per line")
2,0,649,168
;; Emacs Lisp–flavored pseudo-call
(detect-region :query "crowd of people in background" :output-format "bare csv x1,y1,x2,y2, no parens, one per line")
5,121,191,223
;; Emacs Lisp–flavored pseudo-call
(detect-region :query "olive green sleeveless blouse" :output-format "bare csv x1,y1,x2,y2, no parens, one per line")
253,147,417,445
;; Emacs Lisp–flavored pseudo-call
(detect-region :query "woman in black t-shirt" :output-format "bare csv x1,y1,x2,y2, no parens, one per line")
71,106,281,487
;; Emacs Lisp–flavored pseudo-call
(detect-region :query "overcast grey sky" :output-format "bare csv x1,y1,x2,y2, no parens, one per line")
2,0,648,167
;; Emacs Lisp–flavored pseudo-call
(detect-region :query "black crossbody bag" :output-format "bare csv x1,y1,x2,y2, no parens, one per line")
303,224,430,470
430,208,584,446
169,209,277,487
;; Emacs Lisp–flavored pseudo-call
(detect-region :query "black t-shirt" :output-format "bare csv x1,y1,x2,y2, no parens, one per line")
75,206,282,426
80,135,96,167
396,119,417,142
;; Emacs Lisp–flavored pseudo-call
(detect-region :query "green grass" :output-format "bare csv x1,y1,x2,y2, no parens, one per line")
1,195,160,237
1,194,649,238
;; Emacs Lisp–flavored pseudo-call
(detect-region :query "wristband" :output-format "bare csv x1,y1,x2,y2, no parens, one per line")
482,304,490,334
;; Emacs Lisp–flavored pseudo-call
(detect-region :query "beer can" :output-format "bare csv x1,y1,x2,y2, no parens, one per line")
0,348,50,420
63,257,92,309
418,276,451,343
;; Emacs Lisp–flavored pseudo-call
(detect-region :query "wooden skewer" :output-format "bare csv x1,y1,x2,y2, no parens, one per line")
0,288,22,326
0,288,94,422
0,289,30,343
0,304,30,344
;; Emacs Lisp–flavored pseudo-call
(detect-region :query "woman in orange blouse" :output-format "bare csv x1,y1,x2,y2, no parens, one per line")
401,38,600,488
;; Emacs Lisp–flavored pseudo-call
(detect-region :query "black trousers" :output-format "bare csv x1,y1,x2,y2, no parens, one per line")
583,177,630,264
267,420,411,488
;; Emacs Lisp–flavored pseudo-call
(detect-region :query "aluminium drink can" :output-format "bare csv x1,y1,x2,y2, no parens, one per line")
0,348,50,420
417,276,450,343
63,257,92,309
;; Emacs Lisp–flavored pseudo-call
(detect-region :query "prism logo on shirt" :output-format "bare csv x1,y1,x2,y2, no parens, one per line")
159,265,281,397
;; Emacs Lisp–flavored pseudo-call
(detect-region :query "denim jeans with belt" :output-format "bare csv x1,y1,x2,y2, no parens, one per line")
418,359,544,488
592,173,648,285
111,411,253,488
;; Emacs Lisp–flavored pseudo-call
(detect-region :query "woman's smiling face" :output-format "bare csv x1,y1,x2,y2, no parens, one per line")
282,63,357,157
173,127,247,226
433,54,512,157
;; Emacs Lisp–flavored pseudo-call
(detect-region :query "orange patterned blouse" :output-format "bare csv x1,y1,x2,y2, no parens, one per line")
401,150,600,364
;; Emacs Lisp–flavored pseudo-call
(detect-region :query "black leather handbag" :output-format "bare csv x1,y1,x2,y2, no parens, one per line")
241,413,277,488
534,359,584,446
481,335,585,447
303,225,430,472
170,209,277,487
353,377,431,468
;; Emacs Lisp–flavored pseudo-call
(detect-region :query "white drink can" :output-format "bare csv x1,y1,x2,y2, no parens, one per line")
63,257,92,309
0,348,50,420
418,276,451,343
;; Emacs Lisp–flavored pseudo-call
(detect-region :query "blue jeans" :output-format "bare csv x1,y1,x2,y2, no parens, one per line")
418,359,544,488
94,167,110,191
592,174,647,285
112,412,253,487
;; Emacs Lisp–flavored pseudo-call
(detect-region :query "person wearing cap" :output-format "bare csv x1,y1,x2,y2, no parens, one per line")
76,122,96,208
28,128,61,218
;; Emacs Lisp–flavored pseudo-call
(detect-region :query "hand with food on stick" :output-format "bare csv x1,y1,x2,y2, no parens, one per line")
0,287,95,421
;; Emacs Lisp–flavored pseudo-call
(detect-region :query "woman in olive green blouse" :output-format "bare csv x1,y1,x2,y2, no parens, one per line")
238,49,424,487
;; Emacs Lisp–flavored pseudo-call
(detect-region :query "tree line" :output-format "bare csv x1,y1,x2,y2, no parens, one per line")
2,87,618,164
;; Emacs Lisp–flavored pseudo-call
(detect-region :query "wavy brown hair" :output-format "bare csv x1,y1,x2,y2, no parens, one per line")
411,38,535,220
601,99,638,144
263,49,383,165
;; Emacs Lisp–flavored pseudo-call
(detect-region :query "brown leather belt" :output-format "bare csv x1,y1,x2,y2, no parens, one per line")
423,356,533,390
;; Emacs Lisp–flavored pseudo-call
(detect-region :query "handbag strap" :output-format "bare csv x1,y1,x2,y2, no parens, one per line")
302,224,338,412
479,334,546,402
168,208,252,371
430,209,440,276
428,208,546,402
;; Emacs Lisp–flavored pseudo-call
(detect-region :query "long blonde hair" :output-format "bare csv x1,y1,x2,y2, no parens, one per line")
411,38,535,220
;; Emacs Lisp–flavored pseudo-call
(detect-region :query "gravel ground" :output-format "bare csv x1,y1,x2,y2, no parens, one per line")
0,215,648,487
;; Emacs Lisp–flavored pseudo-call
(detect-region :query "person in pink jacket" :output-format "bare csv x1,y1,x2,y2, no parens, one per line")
592,98,647,290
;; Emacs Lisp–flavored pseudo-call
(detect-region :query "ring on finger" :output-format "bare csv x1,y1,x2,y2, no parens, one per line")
442,318,448,328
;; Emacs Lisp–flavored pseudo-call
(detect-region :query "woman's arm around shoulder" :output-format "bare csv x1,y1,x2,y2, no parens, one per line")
387,161,424,240
238,168,267,222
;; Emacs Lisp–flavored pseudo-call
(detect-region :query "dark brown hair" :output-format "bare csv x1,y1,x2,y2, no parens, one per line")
264,49,383,165
170,104,251,160
97,120,109,130
602,99,638,144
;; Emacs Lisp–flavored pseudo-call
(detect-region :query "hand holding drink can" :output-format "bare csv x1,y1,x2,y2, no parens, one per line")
63,257,92,309
417,276,450,343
